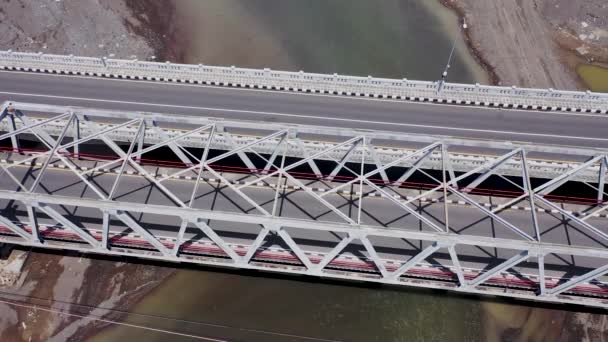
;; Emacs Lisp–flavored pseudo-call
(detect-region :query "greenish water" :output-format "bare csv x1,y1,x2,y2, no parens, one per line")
577,64,608,93
173,0,489,83
91,269,481,342
89,1,599,342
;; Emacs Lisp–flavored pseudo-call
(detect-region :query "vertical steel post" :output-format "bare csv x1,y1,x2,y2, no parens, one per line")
72,116,80,157
599,157,606,204
538,254,546,296
271,133,289,217
101,211,110,250
26,206,41,243
136,120,145,163
172,220,188,256
448,245,466,287
8,113,19,152
357,137,366,225
442,143,450,233
521,151,541,241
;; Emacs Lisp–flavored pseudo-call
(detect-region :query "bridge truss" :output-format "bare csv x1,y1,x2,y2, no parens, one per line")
1,101,608,308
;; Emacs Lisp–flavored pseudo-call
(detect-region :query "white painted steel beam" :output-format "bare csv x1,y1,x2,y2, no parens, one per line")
36,203,100,247
112,210,171,256
448,245,466,287
0,213,31,240
389,242,441,280
2,190,608,259
548,264,608,296
469,250,529,287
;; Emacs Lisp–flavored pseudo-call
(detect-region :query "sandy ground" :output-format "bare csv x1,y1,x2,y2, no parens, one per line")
481,301,608,342
443,0,608,90
443,0,577,89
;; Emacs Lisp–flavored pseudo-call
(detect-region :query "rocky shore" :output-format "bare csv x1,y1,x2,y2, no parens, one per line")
0,248,175,341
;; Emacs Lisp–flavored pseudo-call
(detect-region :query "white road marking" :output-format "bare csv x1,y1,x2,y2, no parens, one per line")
1,90,607,143
2,69,606,118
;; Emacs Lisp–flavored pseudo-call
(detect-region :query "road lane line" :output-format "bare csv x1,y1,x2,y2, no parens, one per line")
2,70,607,119
2,90,608,143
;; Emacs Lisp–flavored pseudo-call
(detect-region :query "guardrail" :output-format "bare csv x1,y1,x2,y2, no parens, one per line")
0,50,606,113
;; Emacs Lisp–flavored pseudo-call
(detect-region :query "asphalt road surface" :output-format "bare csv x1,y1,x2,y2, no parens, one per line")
2,71,608,149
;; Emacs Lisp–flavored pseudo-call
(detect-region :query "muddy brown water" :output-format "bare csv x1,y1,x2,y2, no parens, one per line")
90,1,602,341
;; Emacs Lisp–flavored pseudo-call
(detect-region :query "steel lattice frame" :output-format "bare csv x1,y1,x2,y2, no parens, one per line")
1,101,608,308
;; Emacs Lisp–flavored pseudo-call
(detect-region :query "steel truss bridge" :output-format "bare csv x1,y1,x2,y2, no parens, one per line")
1,101,608,309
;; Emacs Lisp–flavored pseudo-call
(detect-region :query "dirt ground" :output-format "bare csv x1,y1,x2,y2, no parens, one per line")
0,0,180,62
443,0,608,90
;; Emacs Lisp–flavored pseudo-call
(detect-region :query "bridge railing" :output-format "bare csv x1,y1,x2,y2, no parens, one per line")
0,50,607,112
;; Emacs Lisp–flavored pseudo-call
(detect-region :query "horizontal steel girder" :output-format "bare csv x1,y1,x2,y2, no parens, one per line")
1,101,605,182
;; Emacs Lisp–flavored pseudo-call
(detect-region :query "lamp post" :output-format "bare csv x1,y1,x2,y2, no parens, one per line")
437,19,467,93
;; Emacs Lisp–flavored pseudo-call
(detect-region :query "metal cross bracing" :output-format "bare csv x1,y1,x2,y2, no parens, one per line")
2,102,608,308
1,102,605,183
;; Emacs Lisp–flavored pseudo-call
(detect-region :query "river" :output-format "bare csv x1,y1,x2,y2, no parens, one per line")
168,0,488,83
90,1,603,341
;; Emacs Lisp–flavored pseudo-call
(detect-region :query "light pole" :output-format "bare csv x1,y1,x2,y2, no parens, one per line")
437,19,467,93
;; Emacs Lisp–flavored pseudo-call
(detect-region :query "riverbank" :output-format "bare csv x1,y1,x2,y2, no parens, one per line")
0,1,177,340
0,249,174,341
441,0,608,91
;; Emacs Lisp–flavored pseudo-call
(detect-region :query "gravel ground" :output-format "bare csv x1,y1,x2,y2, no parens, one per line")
0,0,155,59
